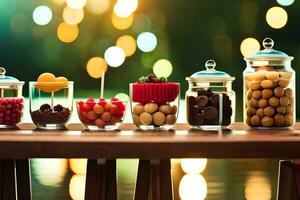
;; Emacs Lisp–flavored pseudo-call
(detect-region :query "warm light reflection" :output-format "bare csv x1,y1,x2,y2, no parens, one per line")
179,174,207,200
63,6,84,25
69,175,86,200
69,159,87,174
32,6,52,26
240,38,260,57
153,59,173,78
266,7,288,29
113,0,138,18
181,159,207,174
53,0,66,5
111,13,134,30
104,46,126,67
86,57,108,78
245,171,272,200
67,0,87,9
31,159,68,186
57,22,79,43
86,0,110,15
116,35,137,57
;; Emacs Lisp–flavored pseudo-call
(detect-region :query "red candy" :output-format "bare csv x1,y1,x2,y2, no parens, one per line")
0,98,23,126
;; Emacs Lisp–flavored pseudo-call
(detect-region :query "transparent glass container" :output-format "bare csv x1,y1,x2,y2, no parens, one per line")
0,67,24,128
243,38,295,128
29,81,73,129
129,81,180,130
186,60,236,130
76,98,127,131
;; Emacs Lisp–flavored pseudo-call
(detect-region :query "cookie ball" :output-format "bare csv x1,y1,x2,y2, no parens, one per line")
159,104,173,115
276,106,286,114
261,89,273,99
253,72,266,81
256,108,264,118
248,98,258,108
274,114,284,126
266,71,279,81
166,115,176,125
252,90,261,100
246,117,252,126
152,112,166,126
284,88,293,98
247,90,253,100
274,87,285,97
261,80,273,89
132,114,140,125
268,97,280,107
280,96,289,106
258,98,268,108
284,114,293,126
251,115,261,127
285,105,293,114
280,72,293,79
171,105,178,115
133,104,144,115
140,112,152,125
144,103,158,114
246,107,257,117
250,81,261,90
263,106,275,117
261,117,274,127
278,78,290,88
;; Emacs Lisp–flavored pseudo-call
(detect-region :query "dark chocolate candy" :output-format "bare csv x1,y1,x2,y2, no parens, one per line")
196,95,208,107
203,106,218,120
210,94,220,106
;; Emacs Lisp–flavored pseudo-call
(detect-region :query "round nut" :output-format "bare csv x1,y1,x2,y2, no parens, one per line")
248,98,258,108
261,80,273,89
263,106,275,117
152,112,166,126
279,72,293,79
256,108,264,118
246,117,252,126
252,90,261,100
140,112,153,125
261,117,274,127
274,114,284,126
250,115,261,127
285,105,293,114
171,105,178,115
159,104,173,115
133,104,144,115
268,97,280,107
280,96,289,106
284,88,293,98
246,90,253,100
274,87,285,97
132,114,140,125
246,107,257,117
252,72,266,81
258,98,268,108
250,81,261,90
278,78,290,88
284,114,293,126
266,71,279,81
276,106,286,114
289,97,294,106
166,115,176,125
261,89,273,99
144,103,158,114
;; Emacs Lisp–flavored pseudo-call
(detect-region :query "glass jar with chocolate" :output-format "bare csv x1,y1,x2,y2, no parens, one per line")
186,60,236,130
29,73,73,130
0,67,25,128
243,38,295,128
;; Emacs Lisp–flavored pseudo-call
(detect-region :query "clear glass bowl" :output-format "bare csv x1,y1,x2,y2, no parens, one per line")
76,98,126,131
29,81,73,130
129,82,180,130
0,97,24,128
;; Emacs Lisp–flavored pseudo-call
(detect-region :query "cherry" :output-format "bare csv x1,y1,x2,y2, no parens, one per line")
81,103,91,112
95,119,105,128
101,112,111,122
93,104,104,114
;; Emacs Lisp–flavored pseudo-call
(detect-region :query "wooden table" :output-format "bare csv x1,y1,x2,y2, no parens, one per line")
1,123,300,200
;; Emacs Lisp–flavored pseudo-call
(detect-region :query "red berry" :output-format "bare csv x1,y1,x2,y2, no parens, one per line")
109,116,119,125
0,118,3,124
110,105,119,115
87,111,97,120
113,101,126,111
101,112,111,122
5,110,11,116
104,103,111,111
98,99,107,107
87,98,95,102
111,97,119,102
80,111,87,120
0,113,4,118
78,101,84,106
93,104,104,114
95,119,105,128
11,113,16,119
6,104,12,110
81,103,91,112
4,116,10,122
115,111,124,118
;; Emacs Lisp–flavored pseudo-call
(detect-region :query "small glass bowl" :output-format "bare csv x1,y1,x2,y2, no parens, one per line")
77,98,126,131
0,97,24,128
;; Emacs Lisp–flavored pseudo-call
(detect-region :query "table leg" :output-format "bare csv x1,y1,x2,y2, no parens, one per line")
159,159,173,200
16,159,32,200
1,160,17,200
134,160,151,200
105,160,117,200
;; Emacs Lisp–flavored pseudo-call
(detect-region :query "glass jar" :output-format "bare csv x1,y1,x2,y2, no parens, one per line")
29,81,73,130
129,75,180,130
0,67,24,128
186,60,236,130
243,38,295,128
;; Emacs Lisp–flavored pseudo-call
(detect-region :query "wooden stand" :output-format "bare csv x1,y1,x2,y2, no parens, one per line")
0,159,31,200
85,159,117,200
134,159,173,200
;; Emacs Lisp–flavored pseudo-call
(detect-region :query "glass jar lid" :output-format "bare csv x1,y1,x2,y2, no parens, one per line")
244,38,294,66
186,60,235,83
0,67,24,87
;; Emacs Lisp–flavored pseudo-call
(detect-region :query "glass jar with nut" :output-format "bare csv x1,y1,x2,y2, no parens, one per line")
244,38,295,128
129,74,180,130
185,60,236,130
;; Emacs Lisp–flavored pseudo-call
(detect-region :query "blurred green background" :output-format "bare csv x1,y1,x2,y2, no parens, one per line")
0,0,298,199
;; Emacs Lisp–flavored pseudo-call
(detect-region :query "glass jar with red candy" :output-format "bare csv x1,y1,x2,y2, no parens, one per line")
0,67,24,128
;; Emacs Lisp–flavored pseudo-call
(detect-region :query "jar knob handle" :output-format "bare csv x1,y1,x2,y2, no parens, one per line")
263,37,274,49
0,67,6,77
205,60,216,70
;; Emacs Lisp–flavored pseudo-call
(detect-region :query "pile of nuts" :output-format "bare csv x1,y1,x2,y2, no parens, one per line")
245,71,294,127
132,102,177,127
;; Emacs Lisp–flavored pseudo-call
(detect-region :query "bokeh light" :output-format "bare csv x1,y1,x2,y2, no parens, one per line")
86,0,110,15
104,46,126,67
240,38,260,57
111,13,134,30
69,175,86,200
32,6,52,26
266,6,288,29
67,0,87,9
69,159,87,174
57,22,79,43
63,6,84,25
245,171,272,200
86,57,108,78
113,0,138,18
116,35,137,57
115,93,130,101
137,32,157,52
181,158,208,174
179,174,207,200
153,59,173,78
277,0,294,6
53,0,66,5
